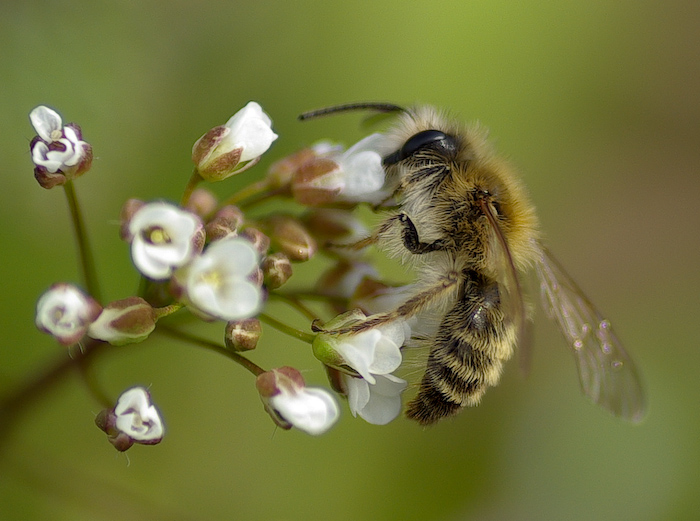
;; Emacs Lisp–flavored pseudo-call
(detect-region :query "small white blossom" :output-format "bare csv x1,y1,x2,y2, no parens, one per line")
224,101,278,162
334,134,387,203
29,106,92,187
256,367,339,435
174,237,262,321
35,283,101,346
343,373,408,425
291,134,388,205
192,101,278,181
127,202,204,281
313,310,409,384
114,387,164,443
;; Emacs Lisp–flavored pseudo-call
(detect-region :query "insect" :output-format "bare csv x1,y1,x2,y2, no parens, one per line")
300,103,646,425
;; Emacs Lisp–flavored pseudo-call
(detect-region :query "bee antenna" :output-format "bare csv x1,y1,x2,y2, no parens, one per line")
298,102,406,121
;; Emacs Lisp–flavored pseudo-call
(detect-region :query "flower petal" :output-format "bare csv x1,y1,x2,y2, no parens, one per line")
29,105,62,142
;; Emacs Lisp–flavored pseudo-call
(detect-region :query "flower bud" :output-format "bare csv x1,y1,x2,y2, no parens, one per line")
192,102,278,182
263,215,317,262
291,156,344,206
256,367,339,435
316,261,378,300
350,279,415,316
29,106,93,188
262,252,293,289
265,142,340,189
224,318,262,351
302,208,370,250
237,227,271,256
87,297,157,345
205,205,244,241
184,188,218,219
35,283,102,346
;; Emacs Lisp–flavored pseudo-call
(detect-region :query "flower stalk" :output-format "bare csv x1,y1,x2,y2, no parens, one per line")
63,181,101,303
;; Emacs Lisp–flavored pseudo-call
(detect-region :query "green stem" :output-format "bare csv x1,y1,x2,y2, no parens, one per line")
268,292,321,321
157,327,265,376
259,313,316,344
180,168,203,207
220,177,270,207
153,303,183,320
63,181,101,302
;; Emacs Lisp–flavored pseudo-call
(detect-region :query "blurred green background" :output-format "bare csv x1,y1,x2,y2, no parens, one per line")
2,1,699,520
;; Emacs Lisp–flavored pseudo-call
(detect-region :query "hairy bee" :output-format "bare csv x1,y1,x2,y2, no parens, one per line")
301,103,646,425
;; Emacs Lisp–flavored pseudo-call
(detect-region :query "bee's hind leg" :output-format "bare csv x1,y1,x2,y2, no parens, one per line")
313,270,460,335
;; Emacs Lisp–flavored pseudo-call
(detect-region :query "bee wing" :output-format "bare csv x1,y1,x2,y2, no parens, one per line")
480,200,531,373
535,246,646,422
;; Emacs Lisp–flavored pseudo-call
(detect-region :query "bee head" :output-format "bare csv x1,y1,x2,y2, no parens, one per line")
383,129,459,166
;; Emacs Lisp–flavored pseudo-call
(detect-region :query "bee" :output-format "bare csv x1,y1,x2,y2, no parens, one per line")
300,103,646,425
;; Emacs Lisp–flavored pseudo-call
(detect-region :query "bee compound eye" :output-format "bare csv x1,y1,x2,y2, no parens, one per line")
383,130,458,165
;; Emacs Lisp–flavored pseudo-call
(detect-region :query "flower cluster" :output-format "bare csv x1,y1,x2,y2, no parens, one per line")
28,101,414,451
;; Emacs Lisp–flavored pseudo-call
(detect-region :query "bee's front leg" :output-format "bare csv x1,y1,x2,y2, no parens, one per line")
399,212,448,254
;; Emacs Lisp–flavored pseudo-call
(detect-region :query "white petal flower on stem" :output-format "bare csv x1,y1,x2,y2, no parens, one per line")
270,387,340,435
35,283,102,346
29,105,93,187
174,237,262,321
224,101,278,162
192,101,278,181
292,134,388,205
256,367,339,435
127,202,204,281
114,387,164,443
343,373,408,425
335,133,387,203
312,310,409,384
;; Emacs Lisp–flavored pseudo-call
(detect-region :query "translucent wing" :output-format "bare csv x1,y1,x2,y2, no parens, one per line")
535,245,646,422
480,199,530,373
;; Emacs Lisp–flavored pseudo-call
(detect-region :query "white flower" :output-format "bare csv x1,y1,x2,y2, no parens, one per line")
127,202,204,280
256,367,339,435
174,237,262,321
313,310,409,384
114,387,164,443
35,283,101,346
291,134,388,206
224,101,278,162
29,106,93,188
343,373,408,425
192,101,278,181
334,134,387,203
270,387,340,435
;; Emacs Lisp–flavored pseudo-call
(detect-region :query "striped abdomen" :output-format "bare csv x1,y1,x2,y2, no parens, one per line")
406,271,515,425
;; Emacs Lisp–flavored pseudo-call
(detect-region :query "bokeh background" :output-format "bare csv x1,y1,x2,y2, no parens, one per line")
1,1,699,520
